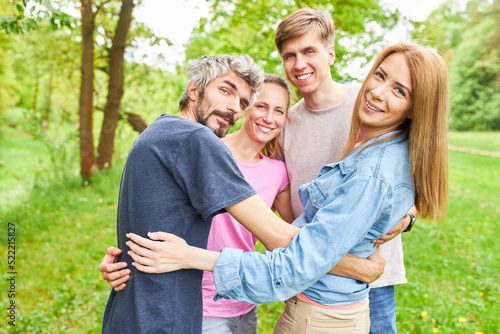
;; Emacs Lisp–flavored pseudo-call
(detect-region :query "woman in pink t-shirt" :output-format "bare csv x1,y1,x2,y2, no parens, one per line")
200,74,295,333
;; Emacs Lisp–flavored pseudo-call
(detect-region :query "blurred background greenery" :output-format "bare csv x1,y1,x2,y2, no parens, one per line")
0,0,498,333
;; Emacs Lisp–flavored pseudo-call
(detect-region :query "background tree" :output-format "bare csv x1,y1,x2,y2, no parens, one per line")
79,0,95,180
185,0,400,83
96,0,134,170
413,0,499,130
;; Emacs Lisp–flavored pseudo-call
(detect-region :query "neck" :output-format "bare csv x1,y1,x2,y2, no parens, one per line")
180,105,197,122
354,126,400,148
302,80,351,110
223,129,265,164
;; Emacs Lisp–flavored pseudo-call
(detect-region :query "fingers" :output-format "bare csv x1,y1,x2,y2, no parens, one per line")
127,233,159,250
99,260,128,274
128,249,155,268
148,231,183,243
132,260,159,274
105,268,131,288
106,246,122,257
371,246,380,256
126,239,155,259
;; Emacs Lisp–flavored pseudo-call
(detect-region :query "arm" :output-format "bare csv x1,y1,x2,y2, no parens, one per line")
130,175,395,304
272,184,383,283
225,194,300,250
272,184,295,223
126,232,219,274
98,247,131,291
372,205,418,246
327,247,385,283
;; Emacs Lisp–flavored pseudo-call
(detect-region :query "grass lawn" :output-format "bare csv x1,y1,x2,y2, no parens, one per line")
448,131,500,153
0,124,498,333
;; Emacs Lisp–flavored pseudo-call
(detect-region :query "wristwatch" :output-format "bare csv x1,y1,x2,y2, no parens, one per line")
403,211,416,232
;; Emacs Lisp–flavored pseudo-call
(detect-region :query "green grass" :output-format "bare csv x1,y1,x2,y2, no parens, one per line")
395,150,500,334
448,131,500,152
0,122,499,333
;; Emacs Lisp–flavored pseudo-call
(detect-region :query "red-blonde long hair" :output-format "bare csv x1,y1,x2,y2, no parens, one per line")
340,42,450,221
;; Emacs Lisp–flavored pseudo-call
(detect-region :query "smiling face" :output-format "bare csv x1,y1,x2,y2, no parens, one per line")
280,30,335,97
193,71,252,138
242,82,289,145
359,52,413,139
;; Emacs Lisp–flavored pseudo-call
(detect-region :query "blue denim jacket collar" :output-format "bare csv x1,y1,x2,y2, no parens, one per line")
327,130,409,175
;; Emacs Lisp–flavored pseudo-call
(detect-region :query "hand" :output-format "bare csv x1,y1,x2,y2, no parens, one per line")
365,246,386,283
126,232,191,274
98,246,130,291
372,214,410,246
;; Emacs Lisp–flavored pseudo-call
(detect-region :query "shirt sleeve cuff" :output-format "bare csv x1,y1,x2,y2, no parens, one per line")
213,247,244,301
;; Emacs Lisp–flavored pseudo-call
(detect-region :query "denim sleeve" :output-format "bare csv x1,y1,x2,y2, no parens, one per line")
213,175,390,304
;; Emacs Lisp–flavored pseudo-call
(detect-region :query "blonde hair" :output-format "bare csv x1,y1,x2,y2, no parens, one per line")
341,42,449,221
252,74,291,160
274,8,335,54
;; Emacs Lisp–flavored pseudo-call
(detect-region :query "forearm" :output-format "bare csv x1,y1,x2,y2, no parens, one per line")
328,253,380,283
226,195,300,250
185,246,220,272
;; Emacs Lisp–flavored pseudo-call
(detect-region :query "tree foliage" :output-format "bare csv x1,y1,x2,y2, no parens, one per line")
0,0,76,34
413,0,500,130
185,0,400,82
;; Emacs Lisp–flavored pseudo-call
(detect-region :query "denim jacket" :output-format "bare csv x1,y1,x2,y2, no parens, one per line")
213,131,414,306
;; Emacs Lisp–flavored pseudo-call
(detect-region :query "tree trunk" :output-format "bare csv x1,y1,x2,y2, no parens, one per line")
96,0,134,169
123,112,148,133
78,0,96,180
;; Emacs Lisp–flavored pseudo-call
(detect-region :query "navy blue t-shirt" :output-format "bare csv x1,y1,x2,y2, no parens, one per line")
102,115,256,333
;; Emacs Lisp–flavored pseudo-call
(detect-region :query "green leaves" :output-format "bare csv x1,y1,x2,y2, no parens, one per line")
184,0,400,82
0,0,76,35
413,0,500,130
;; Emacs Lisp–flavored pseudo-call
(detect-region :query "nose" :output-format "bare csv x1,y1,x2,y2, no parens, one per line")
294,54,306,71
227,95,244,123
227,95,241,114
262,109,273,123
371,83,387,101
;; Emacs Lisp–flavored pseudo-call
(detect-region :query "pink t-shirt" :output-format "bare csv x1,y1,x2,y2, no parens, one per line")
202,154,289,318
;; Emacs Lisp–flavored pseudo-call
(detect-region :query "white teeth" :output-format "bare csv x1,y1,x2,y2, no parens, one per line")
366,101,383,112
257,125,272,133
297,73,312,80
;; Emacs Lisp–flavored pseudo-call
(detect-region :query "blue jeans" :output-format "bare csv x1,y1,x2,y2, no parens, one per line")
369,286,396,334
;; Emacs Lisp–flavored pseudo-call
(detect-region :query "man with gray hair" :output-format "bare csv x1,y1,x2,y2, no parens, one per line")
101,54,288,333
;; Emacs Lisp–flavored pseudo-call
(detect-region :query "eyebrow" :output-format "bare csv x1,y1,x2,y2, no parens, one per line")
379,67,412,96
224,80,250,107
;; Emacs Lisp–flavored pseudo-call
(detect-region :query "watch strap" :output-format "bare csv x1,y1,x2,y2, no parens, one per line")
403,211,416,232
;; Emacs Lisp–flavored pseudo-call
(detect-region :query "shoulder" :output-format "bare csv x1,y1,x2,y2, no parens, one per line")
287,99,307,119
351,135,411,189
260,155,287,172
138,115,208,142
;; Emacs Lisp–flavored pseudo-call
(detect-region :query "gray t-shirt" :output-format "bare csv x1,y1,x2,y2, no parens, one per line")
282,87,407,288
102,115,256,334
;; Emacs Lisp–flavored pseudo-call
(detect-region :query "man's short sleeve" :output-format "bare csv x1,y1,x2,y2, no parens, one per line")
171,128,256,221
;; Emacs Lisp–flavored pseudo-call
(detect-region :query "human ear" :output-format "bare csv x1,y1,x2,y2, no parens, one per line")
187,82,199,102
327,44,335,66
